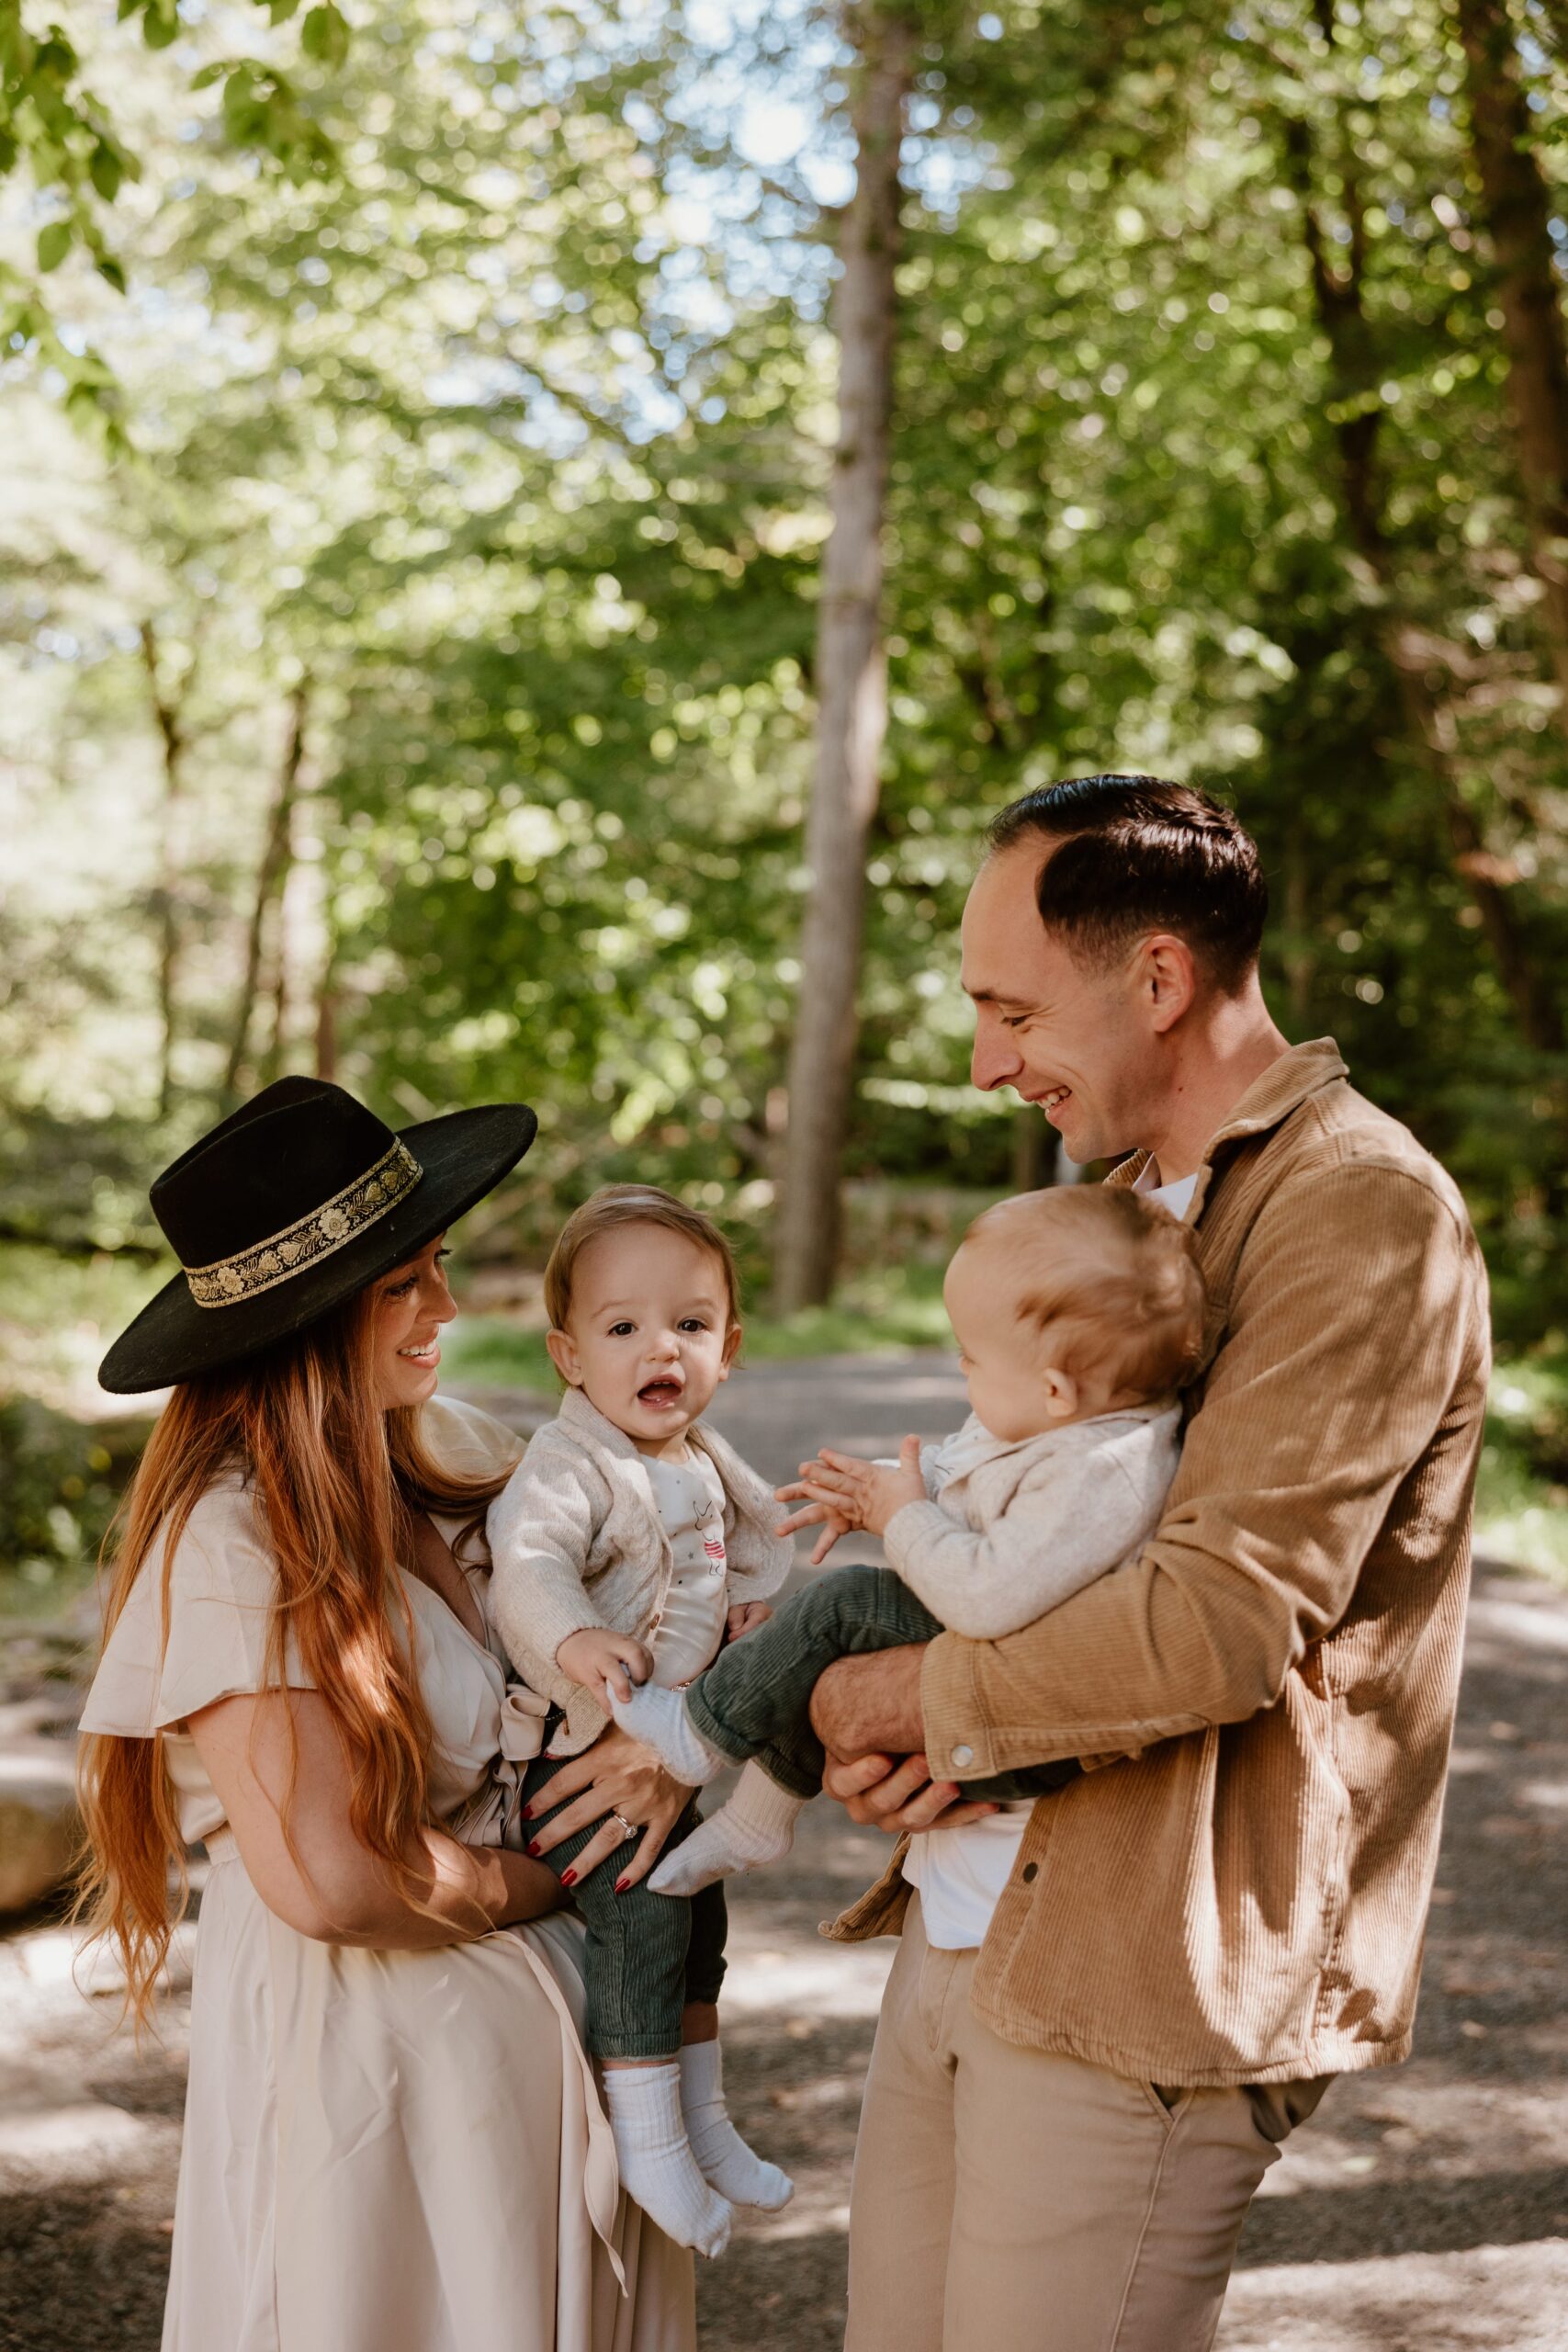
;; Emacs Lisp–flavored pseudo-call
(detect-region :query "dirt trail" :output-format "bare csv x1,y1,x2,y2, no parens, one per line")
3,1356,1565,2351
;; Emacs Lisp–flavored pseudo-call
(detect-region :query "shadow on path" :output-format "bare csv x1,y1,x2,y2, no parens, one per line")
3,1359,1564,2352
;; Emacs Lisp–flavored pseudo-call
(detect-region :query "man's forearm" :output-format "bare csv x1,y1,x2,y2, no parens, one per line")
917,1550,1269,1782
809,1645,928,1759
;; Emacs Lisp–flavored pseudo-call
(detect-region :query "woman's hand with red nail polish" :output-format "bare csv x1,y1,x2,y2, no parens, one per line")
516,1726,687,1891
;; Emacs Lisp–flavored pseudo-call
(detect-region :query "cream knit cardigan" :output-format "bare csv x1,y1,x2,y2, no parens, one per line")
488,1386,793,1756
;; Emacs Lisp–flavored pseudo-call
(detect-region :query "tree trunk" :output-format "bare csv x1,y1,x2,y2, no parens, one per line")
1453,0,1568,736
1011,1105,1051,1192
1281,808,1314,1037
257,881,293,1087
773,7,913,1312
314,971,339,1083
1281,106,1563,1055
139,620,187,1119
222,685,309,1100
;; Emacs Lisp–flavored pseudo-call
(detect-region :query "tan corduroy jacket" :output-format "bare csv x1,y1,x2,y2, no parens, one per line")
826,1040,1491,2087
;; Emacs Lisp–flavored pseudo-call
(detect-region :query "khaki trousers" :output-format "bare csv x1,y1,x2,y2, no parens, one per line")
846,1903,1329,2352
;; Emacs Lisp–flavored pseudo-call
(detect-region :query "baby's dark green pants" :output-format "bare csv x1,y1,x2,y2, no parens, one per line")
684,1565,1081,1804
522,1740,728,2063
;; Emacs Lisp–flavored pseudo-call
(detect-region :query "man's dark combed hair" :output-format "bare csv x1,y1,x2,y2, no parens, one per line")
987,775,1268,993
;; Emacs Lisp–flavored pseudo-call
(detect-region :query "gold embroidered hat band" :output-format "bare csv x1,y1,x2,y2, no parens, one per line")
97,1078,537,1394
186,1138,423,1308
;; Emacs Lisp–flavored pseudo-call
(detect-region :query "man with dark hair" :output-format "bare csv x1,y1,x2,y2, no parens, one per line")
810,776,1489,2352
989,773,1269,994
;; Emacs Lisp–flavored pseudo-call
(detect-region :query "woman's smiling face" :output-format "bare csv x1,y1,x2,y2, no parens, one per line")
545,1221,739,1457
371,1234,457,1411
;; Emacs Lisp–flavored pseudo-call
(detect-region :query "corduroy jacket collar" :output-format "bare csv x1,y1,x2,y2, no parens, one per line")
1106,1036,1349,1218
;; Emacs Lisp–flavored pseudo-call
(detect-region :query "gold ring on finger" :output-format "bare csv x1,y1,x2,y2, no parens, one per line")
610,1812,636,1843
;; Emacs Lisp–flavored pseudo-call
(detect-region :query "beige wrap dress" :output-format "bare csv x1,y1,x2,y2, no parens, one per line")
78,1394,695,2352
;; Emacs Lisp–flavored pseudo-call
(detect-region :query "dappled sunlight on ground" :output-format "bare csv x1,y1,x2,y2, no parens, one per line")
4,1358,1565,2349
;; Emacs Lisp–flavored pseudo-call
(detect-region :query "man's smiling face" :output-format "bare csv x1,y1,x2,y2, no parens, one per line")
960,843,1169,1166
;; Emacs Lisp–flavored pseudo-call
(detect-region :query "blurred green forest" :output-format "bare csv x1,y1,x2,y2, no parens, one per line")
2,0,1566,1588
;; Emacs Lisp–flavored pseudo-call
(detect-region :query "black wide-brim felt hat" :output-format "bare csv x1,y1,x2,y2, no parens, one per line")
98,1077,538,1394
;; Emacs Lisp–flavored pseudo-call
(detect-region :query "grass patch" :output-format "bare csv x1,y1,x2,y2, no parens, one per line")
1476,1351,1568,1584
0,1240,165,1411
441,1263,955,1395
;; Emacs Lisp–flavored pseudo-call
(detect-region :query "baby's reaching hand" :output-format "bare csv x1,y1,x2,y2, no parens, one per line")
557,1627,653,1706
726,1600,773,1641
774,1476,857,1567
790,1434,927,1541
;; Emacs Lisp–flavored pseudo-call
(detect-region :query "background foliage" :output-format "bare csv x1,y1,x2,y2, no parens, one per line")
2,0,1565,1585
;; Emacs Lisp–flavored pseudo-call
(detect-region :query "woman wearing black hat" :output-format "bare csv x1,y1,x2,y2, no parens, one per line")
75,1079,696,2352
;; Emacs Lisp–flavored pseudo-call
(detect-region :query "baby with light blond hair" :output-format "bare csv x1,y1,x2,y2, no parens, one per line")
612,1183,1205,1892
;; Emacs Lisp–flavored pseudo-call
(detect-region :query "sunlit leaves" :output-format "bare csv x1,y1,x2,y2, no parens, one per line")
1,0,1564,1331
2,0,349,420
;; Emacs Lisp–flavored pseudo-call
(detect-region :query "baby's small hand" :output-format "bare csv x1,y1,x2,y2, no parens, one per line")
799,1435,926,1537
726,1600,773,1642
776,1470,857,1566
557,1627,653,1706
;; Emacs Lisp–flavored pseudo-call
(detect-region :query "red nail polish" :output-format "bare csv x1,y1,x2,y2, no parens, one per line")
519,1808,533,1823
527,1841,542,1858
615,1877,629,1894
560,1870,578,1888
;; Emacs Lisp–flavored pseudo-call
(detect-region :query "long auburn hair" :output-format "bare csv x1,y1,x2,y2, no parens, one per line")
75,1279,518,2025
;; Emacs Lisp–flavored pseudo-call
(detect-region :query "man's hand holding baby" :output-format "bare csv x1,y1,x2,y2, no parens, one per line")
776,1433,926,1563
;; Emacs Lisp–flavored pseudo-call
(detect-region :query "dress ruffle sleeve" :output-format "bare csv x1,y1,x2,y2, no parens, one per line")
79,1481,313,1737
420,1392,527,1485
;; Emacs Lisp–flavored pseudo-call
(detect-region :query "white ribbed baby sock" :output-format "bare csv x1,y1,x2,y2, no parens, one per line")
679,2038,794,2212
609,1679,728,1787
602,2062,734,2258
649,1762,805,1896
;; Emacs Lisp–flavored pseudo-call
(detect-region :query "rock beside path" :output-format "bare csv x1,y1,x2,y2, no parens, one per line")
0,1700,81,1917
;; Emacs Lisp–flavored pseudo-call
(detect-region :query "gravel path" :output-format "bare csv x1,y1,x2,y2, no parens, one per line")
4,1355,1565,2352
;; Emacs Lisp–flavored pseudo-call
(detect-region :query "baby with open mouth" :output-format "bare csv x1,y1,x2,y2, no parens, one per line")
488,1184,793,2261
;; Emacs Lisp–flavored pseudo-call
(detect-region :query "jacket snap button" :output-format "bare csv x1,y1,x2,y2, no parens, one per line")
1021,1861,1039,1884
952,1745,975,1770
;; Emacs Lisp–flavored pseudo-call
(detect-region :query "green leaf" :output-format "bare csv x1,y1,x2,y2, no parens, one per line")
89,142,123,202
135,0,182,51
96,254,127,295
34,35,79,77
36,220,73,274
301,3,350,67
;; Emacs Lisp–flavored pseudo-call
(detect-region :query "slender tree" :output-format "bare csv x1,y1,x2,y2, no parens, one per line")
1452,0,1568,741
223,684,310,1099
773,5,914,1311
138,618,192,1117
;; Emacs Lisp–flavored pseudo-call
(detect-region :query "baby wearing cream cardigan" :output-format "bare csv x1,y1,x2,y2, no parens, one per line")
488,1187,791,2263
